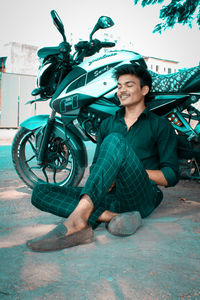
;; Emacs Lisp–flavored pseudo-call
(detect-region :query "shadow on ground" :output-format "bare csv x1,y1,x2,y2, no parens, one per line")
0,141,200,299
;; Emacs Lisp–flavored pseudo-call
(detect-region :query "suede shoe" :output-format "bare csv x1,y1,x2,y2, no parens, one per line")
27,223,94,252
106,211,142,236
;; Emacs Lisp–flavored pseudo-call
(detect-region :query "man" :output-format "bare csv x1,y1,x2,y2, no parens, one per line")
27,64,179,252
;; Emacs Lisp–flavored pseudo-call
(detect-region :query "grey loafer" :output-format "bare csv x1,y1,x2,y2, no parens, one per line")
106,211,142,236
27,223,94,252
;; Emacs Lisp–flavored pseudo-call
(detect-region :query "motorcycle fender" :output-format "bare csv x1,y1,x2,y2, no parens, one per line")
20,115,88,169
20,115,56,130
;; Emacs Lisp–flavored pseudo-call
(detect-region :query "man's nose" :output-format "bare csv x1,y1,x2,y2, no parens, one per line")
120,85,127,92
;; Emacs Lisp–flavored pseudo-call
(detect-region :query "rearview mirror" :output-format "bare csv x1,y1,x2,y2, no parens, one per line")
97,16,114,29
90,16,114,40
50,10,66,42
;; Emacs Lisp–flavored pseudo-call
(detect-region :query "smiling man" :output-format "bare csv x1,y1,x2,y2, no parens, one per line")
27,64,179,252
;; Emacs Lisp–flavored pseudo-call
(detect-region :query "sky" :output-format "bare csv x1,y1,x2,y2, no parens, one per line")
0,0,200,67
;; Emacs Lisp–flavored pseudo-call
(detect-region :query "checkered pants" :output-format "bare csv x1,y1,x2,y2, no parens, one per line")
31,133,163,228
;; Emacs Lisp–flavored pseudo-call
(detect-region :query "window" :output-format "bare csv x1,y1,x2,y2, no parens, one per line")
168,68,172,74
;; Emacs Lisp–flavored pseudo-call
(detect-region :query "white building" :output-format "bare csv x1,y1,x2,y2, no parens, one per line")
0,42,39,75
143,56,179,74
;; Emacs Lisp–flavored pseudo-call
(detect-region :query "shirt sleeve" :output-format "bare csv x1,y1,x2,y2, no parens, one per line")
156,117,180,187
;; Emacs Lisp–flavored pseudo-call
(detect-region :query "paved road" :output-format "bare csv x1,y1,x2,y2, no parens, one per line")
0,131,200,299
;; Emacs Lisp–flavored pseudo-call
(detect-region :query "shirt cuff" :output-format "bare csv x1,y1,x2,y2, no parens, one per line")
161,167,179,187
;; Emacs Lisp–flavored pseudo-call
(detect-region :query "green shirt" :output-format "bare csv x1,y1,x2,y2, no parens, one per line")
91,107,179,187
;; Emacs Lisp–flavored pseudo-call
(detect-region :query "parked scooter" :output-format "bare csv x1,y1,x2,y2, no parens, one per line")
12,10,200,188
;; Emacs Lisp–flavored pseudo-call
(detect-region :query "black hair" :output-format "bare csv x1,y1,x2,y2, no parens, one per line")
113,63,152,91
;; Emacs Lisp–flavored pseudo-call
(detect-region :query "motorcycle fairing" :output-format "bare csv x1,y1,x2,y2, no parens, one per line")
147,94,190,116
37,46,61,58
87,98,120,117
52,93,95,115
51,50,143,100
50,66,86,102
79,50,142,70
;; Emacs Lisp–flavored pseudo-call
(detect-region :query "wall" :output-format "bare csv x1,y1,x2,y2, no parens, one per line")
2,42,39,76
0,72,51,128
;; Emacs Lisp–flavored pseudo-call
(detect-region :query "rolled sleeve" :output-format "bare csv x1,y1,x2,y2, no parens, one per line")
161,166,179,187
156,118,180,187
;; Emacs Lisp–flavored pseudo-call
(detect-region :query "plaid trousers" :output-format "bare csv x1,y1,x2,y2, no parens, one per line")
32,133,163,228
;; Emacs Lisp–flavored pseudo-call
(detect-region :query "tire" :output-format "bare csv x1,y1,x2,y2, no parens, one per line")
12,126,85,189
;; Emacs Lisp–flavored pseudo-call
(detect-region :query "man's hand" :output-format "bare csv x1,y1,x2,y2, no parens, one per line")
146,170,168,186
108,181,116,192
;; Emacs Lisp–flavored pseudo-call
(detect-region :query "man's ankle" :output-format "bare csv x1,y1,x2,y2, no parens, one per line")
98,211,118,222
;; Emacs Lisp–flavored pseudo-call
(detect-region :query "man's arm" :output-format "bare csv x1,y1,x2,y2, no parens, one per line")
146,170,168,186
154,117,180,187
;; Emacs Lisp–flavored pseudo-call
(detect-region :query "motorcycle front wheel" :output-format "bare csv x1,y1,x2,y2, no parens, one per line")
12,126,85,189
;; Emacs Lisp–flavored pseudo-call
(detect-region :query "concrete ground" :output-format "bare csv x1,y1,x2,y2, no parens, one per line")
0,129,200,300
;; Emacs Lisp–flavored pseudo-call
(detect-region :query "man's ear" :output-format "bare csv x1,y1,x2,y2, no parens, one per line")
142,85,149,96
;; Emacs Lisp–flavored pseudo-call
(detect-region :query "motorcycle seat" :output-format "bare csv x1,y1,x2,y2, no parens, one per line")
37,47,61,58
150,65,200,93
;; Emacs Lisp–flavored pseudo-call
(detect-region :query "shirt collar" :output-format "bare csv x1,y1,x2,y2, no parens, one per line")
116,106,149,120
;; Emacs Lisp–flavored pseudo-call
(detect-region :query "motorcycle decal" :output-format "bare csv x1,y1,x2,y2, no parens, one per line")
66,74,87,93
60,95,79,113
88,52,118,66
86,62,120,84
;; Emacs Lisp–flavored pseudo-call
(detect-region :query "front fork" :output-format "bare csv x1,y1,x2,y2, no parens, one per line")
37,110,56,165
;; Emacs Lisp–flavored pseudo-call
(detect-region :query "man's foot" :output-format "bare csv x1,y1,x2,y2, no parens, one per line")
106,211,142,236
98,210,118,222
27,223,94,252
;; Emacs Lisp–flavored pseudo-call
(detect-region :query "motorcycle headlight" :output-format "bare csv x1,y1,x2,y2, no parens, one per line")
37,62,52,87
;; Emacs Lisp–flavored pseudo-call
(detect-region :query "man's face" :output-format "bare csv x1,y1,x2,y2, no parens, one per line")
117,74,149,108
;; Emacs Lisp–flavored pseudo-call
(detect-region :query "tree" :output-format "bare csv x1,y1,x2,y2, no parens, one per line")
134,0,200,33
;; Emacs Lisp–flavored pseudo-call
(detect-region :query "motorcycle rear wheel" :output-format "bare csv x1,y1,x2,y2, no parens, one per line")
12,127,85,189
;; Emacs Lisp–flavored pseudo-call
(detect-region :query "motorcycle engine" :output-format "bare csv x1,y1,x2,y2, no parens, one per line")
78,108,103,141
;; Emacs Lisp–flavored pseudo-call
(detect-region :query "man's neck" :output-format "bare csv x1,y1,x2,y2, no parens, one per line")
124,103,146,120
124,103,146,130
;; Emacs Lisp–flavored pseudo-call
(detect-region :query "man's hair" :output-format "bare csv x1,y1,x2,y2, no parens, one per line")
113,63,152,91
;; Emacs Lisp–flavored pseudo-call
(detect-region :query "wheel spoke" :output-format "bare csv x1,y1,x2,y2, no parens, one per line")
53,167,57,184
29,165,42,170
59,152,69,164
28,138,37,154
42,166,49,183
25,154,36,163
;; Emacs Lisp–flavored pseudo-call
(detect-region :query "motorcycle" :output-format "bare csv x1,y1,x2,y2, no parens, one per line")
12,10,200,189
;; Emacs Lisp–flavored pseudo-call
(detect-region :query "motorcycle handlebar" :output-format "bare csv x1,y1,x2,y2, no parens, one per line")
100,42,116,48
74,40,115,52
74,39,116,63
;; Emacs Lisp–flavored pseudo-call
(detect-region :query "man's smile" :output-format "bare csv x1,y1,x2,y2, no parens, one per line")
119,94,130,100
